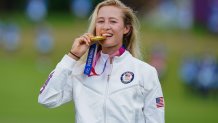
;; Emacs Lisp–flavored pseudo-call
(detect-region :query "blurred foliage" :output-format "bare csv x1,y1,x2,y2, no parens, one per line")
0,0,148,14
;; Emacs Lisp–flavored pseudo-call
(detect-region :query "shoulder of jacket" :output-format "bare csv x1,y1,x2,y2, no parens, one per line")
130,57,160,87
131,56,156,72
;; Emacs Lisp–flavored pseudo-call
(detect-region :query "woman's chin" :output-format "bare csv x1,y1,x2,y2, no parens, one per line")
100,43,114,48
99,40,113,47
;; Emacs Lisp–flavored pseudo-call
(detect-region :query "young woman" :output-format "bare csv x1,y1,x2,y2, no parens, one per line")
38,0,165,123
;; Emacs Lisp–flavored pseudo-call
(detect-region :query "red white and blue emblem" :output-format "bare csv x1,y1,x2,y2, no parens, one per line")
156,97,164,108
120,71,134,84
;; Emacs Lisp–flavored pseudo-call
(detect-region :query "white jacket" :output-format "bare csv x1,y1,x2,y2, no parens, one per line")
38,51,165,123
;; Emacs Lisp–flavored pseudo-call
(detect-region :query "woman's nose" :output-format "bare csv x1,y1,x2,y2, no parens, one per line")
102,22,111,30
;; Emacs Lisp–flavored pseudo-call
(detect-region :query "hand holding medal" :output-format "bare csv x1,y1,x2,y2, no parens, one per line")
68,33,106,60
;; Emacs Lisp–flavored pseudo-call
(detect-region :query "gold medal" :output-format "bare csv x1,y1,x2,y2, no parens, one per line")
91,36,106,41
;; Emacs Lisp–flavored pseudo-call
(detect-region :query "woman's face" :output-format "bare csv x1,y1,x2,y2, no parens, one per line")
95,6,130,49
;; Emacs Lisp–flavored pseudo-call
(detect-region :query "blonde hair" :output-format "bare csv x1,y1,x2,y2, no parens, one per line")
81,0,141,61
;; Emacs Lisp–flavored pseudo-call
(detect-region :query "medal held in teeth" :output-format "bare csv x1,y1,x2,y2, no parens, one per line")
91,36,106,41
90,33,112,42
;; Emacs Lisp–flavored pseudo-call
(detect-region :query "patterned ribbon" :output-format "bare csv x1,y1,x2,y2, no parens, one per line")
84,45,125,76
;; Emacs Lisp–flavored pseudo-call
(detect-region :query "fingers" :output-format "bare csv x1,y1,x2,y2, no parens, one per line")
70,33,94,59
82,35,91,45
78,33,94,46
78,36,89,45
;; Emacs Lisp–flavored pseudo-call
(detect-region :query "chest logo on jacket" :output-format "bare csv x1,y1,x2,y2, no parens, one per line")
120,71,134,84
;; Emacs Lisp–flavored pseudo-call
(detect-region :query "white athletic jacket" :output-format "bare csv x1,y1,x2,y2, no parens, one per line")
38,51,165,123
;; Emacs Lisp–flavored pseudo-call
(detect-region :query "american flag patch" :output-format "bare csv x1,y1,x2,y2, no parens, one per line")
156,97,164,108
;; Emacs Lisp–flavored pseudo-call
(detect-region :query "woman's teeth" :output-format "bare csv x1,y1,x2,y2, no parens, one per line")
102,33,113,37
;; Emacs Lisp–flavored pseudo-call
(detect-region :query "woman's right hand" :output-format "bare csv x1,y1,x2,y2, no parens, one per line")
68,33,94,60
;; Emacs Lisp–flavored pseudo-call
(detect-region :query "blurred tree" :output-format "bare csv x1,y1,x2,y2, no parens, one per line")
122,0,170,18
49,0,70,12
0,0,23,13
0,0,151,15
120,0,148,16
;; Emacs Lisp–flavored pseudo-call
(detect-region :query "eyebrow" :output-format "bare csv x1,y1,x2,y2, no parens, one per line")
97,17,119,20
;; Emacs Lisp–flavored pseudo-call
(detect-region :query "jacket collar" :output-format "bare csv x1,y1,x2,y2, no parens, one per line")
100,50,132,63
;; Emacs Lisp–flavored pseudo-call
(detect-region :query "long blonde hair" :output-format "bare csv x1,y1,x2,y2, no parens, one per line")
81,0,141,61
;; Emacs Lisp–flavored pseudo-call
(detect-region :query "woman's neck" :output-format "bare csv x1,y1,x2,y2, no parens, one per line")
101,45,122,55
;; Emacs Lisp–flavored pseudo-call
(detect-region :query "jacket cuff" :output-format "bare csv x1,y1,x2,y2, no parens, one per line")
58,55,77,69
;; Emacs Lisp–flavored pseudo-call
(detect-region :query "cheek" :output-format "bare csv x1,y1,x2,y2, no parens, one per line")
115,25,125,34
95,25,102,35
115,27,125,37
95,28,100,35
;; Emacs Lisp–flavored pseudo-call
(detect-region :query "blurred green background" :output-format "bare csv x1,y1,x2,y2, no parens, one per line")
0,0,218,123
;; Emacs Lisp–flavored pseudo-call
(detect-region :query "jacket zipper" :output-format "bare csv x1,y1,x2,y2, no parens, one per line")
104,60,113,123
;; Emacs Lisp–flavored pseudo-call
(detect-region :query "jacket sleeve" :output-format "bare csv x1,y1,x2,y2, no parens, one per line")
143,67,165,123
38,55,79,108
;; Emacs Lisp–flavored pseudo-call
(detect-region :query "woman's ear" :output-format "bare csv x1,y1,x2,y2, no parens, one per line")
123,25,131,35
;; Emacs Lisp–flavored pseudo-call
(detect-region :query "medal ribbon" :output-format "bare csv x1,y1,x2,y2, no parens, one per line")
84,44,97,75
84,45,125,76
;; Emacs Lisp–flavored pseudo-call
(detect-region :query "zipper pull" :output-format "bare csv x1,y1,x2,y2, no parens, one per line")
107,75,110,82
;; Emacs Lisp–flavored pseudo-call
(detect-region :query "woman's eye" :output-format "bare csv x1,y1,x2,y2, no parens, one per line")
111,21,117,24
97,20,104,23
